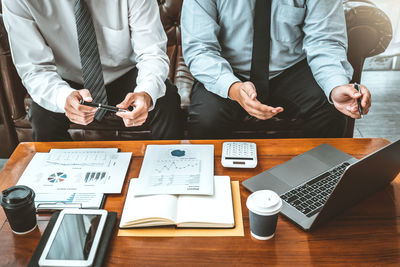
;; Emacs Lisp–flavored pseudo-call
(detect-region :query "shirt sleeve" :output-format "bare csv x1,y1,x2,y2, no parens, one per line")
181,0,240,98
128,0,170,110
302,0,354,99
2,0,75,113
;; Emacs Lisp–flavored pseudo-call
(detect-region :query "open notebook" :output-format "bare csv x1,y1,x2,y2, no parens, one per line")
119,176,234,228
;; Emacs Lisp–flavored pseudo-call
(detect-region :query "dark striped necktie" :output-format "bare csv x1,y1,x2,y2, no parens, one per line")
75,0,108,121
250,0,272,103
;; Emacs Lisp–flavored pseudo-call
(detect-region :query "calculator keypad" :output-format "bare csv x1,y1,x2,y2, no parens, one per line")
225,142,256,158
222,142,257,168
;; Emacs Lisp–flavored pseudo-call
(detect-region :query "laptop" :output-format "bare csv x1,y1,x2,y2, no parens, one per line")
242,140,400,231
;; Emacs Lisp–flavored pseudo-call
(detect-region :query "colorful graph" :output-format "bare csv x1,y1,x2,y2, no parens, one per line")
48,172,67,183
84,172,107,183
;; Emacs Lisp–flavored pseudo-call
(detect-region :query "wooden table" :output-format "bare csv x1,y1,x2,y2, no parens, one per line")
1,138,399,266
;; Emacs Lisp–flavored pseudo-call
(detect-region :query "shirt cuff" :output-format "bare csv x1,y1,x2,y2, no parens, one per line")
56,86,76,112
135,81,165,112
320,75,351,104
210,72,241,98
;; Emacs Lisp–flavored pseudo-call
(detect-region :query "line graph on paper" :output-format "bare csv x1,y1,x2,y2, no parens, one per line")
154,158,201,174
150,158,201,187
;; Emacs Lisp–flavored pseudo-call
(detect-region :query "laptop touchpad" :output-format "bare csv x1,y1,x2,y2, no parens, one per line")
269,154,331,187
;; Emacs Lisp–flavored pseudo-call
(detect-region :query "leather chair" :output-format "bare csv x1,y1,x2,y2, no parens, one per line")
0,0,393,157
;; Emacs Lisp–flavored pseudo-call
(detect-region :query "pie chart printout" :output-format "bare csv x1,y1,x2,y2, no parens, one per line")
48,172,67,183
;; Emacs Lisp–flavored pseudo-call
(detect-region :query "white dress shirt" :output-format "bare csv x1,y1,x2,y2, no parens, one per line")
2,0,169,113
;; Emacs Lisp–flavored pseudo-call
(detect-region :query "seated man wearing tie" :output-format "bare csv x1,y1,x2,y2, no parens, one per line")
3,0,182,141
181,0,372,138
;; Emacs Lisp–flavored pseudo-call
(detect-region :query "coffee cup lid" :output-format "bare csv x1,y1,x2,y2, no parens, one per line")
246,190,282,216
1,185,35,209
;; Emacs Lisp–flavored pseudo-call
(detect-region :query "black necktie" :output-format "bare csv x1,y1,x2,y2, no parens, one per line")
75,0,108,121
250,0,272,103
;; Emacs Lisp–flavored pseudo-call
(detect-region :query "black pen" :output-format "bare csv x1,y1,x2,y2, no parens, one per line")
354,83,363,118
79,100,128,113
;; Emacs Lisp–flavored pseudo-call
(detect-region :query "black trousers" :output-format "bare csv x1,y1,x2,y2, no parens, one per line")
29,68,183,141
188,59,347,139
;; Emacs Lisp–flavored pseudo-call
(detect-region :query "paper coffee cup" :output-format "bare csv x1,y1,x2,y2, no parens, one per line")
246,190,282,240
1,185,37,234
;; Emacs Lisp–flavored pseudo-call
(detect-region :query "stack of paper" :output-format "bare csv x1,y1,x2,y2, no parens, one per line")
17,148,132,210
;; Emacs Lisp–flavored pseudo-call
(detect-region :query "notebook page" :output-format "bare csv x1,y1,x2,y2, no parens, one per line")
175,176,234,227
120,179,178,227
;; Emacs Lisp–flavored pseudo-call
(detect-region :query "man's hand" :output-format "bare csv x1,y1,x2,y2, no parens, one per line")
330,84,371,119
116,92,152,127
64,89,97,125
228,81,283,120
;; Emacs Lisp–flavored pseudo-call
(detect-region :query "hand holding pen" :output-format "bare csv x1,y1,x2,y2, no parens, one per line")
330,83,371,119
80,100,129,113
65,89,131,126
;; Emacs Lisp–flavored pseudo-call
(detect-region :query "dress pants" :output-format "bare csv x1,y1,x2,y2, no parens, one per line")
187,59,348,139
29,68,183,141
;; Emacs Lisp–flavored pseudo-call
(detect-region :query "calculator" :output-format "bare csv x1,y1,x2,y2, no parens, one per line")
221,142,257,168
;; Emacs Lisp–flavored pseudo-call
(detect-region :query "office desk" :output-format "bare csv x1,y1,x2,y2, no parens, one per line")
0,138,399,266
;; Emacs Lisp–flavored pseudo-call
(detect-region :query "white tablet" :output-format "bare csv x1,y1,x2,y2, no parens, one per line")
38,209,108,267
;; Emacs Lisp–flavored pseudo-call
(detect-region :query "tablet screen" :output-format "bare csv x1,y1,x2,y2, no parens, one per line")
45,214,102,260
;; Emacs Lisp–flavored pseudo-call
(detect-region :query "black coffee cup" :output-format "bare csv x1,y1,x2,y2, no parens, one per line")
1,185,37,234
246,190,282,240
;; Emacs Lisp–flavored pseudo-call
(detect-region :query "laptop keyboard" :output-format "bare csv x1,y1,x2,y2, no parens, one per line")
280,162,350,218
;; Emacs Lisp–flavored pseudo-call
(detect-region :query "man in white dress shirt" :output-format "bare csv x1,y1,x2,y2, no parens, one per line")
2,0,183,141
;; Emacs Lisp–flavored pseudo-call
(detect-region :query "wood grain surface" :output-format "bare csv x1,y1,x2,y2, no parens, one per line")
0,138,399,266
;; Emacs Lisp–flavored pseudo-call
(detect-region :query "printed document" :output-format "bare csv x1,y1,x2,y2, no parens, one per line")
133,144,214,196
47,148,119,166
35,192,104,210
17,149,131,194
